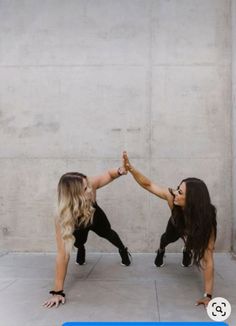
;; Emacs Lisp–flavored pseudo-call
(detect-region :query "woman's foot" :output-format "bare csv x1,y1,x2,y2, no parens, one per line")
76,245,86,265
154,249,165,267
119,247,132,266
181,247,193,267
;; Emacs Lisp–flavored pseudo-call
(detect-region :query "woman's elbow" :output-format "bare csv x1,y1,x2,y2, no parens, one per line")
204,260,214,270
202,253,214,270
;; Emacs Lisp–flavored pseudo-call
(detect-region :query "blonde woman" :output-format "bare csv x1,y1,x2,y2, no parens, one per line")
43,165,131,308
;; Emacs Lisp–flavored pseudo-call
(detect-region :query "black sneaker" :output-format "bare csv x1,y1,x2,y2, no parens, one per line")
154,249,165,267
76,245,86,265
181,248,192,267
119,247,132,266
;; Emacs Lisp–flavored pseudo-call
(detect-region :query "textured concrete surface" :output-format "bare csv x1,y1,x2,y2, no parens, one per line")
0,252,235,326
0,0,233,252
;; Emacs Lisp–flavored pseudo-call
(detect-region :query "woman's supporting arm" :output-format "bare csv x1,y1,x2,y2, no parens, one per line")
196,236,215,307
43,222,69,308
53,222,70,291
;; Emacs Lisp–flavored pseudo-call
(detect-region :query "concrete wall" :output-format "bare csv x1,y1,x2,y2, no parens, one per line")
0,0,232,252
232,0,236,254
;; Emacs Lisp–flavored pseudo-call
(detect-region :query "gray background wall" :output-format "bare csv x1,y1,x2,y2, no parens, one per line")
0,0,233,253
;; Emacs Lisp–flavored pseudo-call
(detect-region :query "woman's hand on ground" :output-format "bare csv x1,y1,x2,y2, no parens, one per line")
195,297,211,308
43,295,65,308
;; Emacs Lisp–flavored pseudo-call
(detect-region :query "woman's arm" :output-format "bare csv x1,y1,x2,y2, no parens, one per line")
90,162,127,190
196,235,215,307
43,222,70,308
53,222,70,291
123,151,173,209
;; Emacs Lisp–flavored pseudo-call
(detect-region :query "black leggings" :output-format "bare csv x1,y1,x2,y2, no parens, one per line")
160,217,184,250
73,203,125,251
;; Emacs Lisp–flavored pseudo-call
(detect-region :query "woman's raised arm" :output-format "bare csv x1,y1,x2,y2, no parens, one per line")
90,156,127,190
123,151,173,209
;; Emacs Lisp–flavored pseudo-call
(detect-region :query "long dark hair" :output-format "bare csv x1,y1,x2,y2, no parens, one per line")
172,177,217,267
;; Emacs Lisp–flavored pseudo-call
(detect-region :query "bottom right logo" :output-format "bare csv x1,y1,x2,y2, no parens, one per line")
207,297,231,321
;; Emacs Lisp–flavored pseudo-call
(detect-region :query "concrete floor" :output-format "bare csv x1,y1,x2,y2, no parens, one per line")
0,252,235,326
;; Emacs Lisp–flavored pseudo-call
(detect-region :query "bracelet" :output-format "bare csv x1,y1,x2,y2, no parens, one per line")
203,293,212,299
49,290,66,297
117,167,124,176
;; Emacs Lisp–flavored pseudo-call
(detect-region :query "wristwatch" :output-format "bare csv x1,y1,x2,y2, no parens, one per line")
117,167,124,176
203,293,212,299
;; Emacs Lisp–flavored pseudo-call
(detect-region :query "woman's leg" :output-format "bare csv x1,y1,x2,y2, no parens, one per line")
91,205,131,266
155,217,181,267
159,217,181,249
73,228,89,265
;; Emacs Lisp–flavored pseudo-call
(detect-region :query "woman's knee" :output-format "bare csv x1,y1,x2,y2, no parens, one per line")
160,232,179,247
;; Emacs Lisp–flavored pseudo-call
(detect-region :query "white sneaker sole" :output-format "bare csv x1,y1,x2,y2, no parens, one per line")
120,262,131,266
181,262,193,267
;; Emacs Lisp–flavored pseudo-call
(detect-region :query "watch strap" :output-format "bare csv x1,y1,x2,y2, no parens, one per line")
203,293,212,299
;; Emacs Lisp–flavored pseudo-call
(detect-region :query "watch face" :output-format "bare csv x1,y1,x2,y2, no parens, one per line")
204,293,212,298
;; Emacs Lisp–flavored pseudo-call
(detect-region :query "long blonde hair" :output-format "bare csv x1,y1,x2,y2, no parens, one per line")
57,172,95,253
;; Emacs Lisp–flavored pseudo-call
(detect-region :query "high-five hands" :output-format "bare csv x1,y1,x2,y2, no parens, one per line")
123,151,132,172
